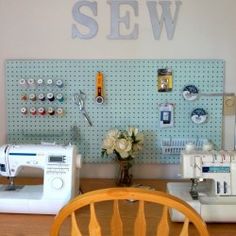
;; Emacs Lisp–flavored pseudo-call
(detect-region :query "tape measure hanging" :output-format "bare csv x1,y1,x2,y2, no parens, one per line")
95,71,104,104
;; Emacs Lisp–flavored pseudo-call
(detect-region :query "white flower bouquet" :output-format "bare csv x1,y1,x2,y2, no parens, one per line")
102,127,144,161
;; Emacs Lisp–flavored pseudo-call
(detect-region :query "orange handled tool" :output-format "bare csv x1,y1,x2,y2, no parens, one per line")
95,71,104,104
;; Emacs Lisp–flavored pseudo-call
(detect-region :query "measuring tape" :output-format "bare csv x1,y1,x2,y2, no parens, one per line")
95,71,104,104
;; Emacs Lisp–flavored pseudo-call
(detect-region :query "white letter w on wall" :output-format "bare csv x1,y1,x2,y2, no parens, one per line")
147,1,182,40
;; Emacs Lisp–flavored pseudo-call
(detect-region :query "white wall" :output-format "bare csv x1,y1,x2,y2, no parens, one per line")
0,0,235,178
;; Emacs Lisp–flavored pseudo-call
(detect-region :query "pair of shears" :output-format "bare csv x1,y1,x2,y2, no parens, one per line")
74,90,92,126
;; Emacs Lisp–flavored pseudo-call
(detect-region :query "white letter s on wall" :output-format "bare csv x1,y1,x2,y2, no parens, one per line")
72,1,98,39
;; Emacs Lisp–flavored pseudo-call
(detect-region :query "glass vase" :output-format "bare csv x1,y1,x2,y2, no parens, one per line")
116,159,133,187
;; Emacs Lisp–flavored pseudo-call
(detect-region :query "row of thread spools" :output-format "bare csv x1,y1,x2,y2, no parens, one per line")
20,106,64,116
19,78,64,88
21,92,64,102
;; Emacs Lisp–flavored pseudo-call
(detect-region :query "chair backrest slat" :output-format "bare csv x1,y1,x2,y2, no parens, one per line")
71,212,82,236
111,200,123,236
156,206,169,236
134,200,146,236
179,218,189,236
89,203,102,236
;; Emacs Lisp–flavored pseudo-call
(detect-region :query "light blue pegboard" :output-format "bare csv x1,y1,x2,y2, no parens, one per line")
5,59,224,164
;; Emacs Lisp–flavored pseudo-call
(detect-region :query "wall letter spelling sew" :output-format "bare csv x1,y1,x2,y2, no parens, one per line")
72,1,98,39
147,1,182,40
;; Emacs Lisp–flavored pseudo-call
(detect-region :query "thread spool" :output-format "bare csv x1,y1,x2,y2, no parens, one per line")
56,93,64,102
47,93,55,102
202,142,213,151
37,78,44,86
27,79,36,88
185,143,196,153
38,93,45,101
29,93,36,102
19,79,28,88
56,79,63,88
38,107,46,115
20,107,27,115
48,107,55,116
29,107,37,115
56,107,64,116
21,94,28,101
46,79,53,86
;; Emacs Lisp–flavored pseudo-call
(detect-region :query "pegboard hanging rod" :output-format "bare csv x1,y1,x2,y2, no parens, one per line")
199,92,234,97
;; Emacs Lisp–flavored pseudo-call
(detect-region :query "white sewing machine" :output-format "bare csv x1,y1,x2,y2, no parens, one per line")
167,146,236,222
0,143,82,214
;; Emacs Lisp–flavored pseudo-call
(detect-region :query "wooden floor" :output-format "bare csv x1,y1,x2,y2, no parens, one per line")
0,178,236,236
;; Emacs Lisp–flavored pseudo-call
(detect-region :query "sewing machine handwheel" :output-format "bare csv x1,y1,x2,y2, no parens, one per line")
51,177,64,190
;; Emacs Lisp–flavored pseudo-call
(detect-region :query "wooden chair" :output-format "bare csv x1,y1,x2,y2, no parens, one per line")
50,187,209,236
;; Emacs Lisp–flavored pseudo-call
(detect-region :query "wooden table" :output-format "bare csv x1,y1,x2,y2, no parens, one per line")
0,178,235,236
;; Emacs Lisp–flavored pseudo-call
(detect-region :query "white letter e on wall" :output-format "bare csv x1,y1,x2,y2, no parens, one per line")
107,0,138,40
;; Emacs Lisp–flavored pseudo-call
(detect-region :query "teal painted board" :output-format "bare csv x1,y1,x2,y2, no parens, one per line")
5,59,224,164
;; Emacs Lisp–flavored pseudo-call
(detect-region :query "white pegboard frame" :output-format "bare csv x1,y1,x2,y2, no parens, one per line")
5,59,224,164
